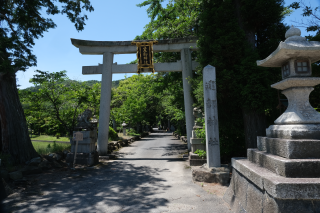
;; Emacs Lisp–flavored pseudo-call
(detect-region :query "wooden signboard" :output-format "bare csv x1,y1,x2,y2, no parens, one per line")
72,131,83,169
131,41,158,74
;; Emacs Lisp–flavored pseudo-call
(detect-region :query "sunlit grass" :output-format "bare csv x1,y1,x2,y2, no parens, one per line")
32,141,70,155
30,135,70,142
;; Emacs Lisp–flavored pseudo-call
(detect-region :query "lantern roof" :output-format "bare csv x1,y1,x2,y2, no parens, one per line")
257,26,320,67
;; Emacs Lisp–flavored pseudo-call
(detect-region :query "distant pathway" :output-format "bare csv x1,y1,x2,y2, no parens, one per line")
6,131,231,213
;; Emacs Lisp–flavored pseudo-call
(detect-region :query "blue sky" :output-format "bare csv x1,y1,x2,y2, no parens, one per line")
16,0,320,89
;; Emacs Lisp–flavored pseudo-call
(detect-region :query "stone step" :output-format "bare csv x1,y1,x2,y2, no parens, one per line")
248,148,320,178
231,157,320,200
257,136,320,159
189,152,205,159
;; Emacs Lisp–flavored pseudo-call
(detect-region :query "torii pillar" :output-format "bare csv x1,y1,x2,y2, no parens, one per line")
98,52,113,155
181,48,194,151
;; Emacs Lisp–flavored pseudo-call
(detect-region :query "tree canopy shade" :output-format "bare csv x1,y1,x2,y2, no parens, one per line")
0,0,94,163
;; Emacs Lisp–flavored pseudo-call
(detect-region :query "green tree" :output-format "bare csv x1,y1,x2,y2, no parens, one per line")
136,0,200,134
112,74,160,132
29,70,96,136
197,0,286,157
0,0,94,163
289,1,320,39
138,0,288,161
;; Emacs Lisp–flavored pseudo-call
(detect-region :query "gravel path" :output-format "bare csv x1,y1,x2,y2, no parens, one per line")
5,131,232,213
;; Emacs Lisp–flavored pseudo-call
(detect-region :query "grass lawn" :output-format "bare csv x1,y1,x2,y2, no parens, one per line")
30,135,70,142
32,141,71,155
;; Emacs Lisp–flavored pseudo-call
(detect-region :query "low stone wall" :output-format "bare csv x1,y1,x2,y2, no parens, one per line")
108,132,150,153
173,132,187,143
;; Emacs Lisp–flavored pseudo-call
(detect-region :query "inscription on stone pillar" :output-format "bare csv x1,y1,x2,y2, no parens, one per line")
208,137,219,146
203,65,221,168
205,80,216,90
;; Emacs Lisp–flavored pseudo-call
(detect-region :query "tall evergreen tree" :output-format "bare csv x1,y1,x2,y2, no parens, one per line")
0,0,94,163
197,0,287,153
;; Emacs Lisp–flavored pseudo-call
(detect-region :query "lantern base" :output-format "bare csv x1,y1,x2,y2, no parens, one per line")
266,124,320,140
224,158,320,213
275,87,320,124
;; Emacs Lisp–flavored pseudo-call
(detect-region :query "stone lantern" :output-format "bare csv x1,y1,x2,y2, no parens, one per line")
66,109,99,166
122,122,128,136
224,26,320,212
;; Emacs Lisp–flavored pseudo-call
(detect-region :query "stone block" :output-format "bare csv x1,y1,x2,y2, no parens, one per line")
189,152,205,160
71,142,95,153
224,168,320,213
73,130,96,139
246,182,263,213
39,159,51,169
9,171,23,180
262,192,279,213
66,151,99,166
20,166,42,175
266,124,320,140
190,138,205,153
231,158,320,200
192,167,230,186
232,158,264,189
233,169,248,210
189,152,206,166
257,136,267,151
189,159,207,166
263,137,320,159
248,149,320,178
28,157,41,166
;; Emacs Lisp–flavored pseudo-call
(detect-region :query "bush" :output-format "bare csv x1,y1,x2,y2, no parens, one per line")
56,133,60,139
127,128,140,136
194,149,206,158
109,126,118,141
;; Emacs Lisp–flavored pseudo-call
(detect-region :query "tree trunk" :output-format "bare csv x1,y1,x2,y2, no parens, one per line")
0,73,38,163
242,108,266,149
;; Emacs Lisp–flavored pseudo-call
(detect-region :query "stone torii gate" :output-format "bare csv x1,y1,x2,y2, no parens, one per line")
71,37,198,155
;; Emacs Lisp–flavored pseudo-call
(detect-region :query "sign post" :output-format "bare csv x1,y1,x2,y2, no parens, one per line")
72,131,83,169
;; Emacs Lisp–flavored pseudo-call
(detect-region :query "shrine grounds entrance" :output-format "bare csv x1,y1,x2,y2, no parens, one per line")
71,37,198,155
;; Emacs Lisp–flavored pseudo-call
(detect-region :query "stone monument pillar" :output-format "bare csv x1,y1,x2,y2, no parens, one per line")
203,65,221,168
190,65,229,185
224,26,320,213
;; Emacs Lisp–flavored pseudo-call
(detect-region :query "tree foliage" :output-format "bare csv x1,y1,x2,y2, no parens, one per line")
0,0,93,74
196,0,287,158
20,70,100,136
0,0,94,163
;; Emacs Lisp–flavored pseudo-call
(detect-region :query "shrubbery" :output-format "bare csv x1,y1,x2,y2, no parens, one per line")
109,127,118,141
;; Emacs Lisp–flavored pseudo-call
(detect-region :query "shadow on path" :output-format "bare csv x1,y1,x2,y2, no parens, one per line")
5,130,187,212
5,161,171,212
